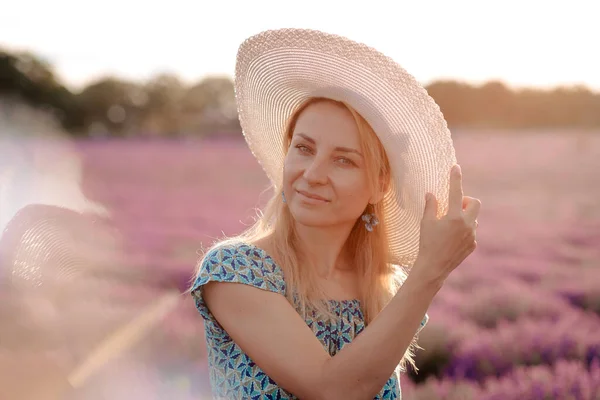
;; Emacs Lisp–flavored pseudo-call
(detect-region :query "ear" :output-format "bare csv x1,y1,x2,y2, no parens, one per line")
369,175,389,204
368,188,385,205
369,194,383,206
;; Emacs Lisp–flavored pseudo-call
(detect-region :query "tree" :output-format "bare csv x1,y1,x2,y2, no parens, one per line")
76,77,147,137
0,49,84,133
140,73,185,136
179,76,239,135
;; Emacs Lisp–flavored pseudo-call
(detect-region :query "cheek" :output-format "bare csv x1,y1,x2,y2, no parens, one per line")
283,155,302,184
332,170,371,203
284,149,312,169
283,155,294,174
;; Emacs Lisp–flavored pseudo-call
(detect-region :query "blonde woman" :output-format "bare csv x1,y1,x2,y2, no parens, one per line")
190,29,480,399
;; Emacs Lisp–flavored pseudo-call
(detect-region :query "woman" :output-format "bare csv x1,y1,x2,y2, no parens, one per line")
190,28,480,399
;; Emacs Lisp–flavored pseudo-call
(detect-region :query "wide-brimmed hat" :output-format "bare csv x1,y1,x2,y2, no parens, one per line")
234,28,457,266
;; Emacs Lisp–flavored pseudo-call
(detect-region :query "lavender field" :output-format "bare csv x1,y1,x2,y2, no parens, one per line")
3,128,600,399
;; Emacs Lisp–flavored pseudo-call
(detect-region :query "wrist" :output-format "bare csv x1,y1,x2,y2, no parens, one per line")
407,257,446,292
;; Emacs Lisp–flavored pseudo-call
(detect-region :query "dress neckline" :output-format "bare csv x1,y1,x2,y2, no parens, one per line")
243,242,362,305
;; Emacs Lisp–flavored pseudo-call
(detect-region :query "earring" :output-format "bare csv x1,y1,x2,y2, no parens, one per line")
361,206,379,232
281,191,286,203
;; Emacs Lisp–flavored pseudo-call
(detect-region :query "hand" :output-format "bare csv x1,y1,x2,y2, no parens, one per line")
413,164,481,284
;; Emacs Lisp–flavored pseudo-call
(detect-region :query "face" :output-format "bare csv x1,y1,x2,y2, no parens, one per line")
283,101,374,229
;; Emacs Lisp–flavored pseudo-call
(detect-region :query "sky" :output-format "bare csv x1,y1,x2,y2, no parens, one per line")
1,0,599,92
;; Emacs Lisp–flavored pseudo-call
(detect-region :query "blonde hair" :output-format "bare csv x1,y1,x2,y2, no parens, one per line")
195,97,422,373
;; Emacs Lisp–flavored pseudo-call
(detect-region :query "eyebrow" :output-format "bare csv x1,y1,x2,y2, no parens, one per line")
296,133,363,157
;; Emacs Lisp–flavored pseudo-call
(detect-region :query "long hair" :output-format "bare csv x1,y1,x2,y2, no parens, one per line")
195,97,422,373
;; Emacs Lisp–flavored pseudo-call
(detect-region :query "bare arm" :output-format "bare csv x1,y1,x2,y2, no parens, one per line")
203,260,441,400
203,165,481,399
320,267,441,396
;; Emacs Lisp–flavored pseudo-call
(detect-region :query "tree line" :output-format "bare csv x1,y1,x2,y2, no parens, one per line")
1,48,599,138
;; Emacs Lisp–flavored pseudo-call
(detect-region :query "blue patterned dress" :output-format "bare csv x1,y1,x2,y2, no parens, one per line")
191,242,428,399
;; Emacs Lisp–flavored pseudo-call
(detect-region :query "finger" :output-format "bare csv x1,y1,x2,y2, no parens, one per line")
447,165,464,217
423,192,438,220
463,196,480,212
462,196,475,210
464,197,481,224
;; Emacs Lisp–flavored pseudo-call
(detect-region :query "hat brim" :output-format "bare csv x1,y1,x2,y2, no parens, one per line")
234,28,456,266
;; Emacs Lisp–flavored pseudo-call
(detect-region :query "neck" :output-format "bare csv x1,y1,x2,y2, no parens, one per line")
293,221,355,279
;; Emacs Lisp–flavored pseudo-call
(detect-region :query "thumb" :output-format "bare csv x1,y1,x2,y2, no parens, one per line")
423,192,438,220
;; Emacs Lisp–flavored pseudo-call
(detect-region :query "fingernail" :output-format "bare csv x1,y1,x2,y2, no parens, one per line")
455,164,462,175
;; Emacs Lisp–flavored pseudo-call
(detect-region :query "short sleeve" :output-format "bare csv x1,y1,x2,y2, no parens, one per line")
190,243,286,321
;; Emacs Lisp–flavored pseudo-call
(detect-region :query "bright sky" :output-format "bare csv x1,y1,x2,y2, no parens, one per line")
1,0,599,91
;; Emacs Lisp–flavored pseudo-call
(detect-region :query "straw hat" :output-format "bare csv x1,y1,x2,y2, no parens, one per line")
234,28,457,266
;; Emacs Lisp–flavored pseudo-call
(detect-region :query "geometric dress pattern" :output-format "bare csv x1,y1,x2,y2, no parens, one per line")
191,242,429,400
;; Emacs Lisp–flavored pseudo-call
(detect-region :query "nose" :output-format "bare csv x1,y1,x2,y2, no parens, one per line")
303,157,328,186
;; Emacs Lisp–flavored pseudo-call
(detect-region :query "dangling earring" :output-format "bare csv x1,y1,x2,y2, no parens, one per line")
281,191,287,204
361,204,379,232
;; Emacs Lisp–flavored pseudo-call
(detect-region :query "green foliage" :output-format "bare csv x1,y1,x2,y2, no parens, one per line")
0,50,85,133
1,48,599,137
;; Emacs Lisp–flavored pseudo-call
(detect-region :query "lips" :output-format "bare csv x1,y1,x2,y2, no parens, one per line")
296,189,329,202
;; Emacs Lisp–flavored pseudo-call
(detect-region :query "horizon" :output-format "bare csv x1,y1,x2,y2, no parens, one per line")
2,0,599,92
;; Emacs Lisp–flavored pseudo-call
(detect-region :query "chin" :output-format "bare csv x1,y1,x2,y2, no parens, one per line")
289,206,335,227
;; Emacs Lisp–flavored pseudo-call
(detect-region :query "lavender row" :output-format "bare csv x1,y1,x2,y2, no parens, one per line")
401,359,600,400
413,310,600,382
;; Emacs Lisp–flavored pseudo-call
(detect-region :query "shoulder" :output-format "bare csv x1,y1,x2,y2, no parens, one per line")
200,241,283,283
191,241,286,304
202,241,274,266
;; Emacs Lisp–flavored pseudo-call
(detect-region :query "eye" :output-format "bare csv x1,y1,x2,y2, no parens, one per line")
295,144,312,154
336,157,355,166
